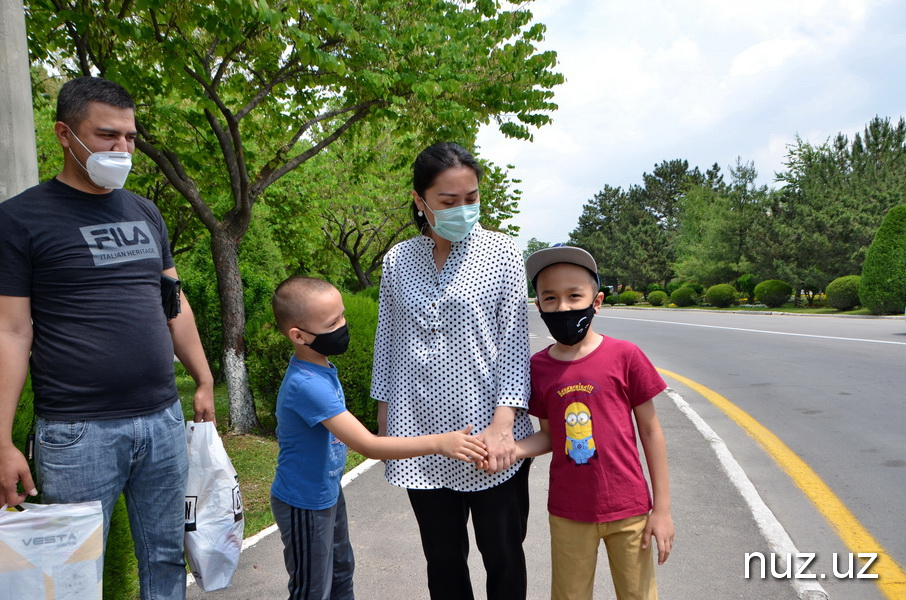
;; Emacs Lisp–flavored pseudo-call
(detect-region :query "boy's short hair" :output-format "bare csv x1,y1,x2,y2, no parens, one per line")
272,276,336,335
525,245,600,293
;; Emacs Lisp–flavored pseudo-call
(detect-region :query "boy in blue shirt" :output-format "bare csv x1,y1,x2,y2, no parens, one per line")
270,276,487,599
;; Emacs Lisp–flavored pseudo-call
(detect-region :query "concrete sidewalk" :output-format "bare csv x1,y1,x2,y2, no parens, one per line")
187,389,813,600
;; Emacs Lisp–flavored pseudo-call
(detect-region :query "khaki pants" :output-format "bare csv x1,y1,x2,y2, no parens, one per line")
549,513,657,600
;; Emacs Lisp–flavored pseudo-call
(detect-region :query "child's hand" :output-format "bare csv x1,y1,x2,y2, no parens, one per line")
438,425,488,463
642,508,674,564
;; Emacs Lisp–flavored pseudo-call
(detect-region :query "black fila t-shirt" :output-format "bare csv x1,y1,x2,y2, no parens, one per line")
0,178,179,419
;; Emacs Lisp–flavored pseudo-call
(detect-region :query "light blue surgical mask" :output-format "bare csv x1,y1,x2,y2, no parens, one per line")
423,202,481,242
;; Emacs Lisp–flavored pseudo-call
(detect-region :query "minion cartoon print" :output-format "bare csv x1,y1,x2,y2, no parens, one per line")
564,401,596,464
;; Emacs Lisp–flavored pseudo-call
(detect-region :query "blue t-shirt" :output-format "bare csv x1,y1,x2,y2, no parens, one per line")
271,356,348,510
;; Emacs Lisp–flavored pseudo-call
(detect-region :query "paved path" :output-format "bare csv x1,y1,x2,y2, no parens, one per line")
187,388,813,599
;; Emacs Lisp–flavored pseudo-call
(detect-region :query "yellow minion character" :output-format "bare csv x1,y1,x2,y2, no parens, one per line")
564,401,596,464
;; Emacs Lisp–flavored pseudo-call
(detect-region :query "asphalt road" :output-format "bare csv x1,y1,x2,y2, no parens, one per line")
590,307,906,600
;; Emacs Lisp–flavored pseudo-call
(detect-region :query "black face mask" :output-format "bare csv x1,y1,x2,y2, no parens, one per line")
539,305,596,346
302,323,350,356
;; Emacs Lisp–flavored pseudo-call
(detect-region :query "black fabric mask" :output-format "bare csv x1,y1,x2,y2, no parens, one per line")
539,305,596,346
303,323,350,356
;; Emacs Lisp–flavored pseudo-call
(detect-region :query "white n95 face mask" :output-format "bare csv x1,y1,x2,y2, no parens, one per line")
67,127,133,189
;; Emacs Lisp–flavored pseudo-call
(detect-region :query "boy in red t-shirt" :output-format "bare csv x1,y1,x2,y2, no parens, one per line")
516,246,674,600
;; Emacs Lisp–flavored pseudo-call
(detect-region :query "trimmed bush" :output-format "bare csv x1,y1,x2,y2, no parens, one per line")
666,281,683,295
705,284,737,308
737,273,758,302
860,205,906,315
670,286,699,307
332,292,380,432
647,290,668,306
620,290,641,305
646,283,663,296
754,279,793,308
357,284,381,301
605,294,619,306
826,275,861,311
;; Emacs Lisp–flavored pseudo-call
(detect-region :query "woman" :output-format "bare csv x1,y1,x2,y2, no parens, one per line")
371,142,533,600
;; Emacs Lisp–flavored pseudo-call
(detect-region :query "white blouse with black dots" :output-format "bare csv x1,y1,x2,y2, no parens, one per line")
371,224,534,492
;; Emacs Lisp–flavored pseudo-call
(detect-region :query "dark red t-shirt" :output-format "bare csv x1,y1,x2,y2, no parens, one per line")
529,336,666,523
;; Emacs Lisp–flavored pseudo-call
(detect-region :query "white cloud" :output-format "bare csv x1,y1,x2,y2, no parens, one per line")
480,0,906,249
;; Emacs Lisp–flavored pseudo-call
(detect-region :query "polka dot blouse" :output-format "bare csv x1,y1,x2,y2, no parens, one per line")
371,224,533,492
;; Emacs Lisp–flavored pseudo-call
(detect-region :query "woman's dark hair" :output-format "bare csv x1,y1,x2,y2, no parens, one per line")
411,142,483,232
56,77,136,130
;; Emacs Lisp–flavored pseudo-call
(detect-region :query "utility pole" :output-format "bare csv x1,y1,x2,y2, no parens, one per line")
0,0,39,201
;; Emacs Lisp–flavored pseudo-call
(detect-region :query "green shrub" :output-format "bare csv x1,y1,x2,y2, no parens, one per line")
332,292,380,432
670,286,699,307
688,283,705,295
859,205,906,315
754,279,793,308
647,290,668,306
357,284,381,302
737,273,758,302
826,275,862,311
646,283,663,296
605,294,619,306
666,281,683,295
245,311,293,429
705,284,737,308
620,290,640,305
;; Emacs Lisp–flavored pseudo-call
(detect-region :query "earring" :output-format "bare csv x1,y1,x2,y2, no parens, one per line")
418,210,424,217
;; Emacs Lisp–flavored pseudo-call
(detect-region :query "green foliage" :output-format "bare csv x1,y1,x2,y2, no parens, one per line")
357,284,381,302
666,281,684,295
705,284,738,308
245,313,292,430
646,283,663,295
737,273,758,301
647,290,668,306
859,205,906,314
825,275,862,311
619,290,640,305
754,279,793,308
674,160,766,286
766,118,906,291
332,292,380,432
604,294,619,306
670,286,699,307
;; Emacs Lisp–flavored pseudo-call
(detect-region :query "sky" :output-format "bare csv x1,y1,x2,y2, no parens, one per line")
475,0,906,250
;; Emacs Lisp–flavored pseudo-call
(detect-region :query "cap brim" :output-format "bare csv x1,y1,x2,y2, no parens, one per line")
525,246,598,284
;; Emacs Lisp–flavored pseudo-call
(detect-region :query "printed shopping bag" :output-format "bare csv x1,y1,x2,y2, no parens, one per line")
184,421,244,591
0,500,103,600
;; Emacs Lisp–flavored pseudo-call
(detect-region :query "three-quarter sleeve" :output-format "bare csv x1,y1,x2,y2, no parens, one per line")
494,239,531,409
369,251,395,403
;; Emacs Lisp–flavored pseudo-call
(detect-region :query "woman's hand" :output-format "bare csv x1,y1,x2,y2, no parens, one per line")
476,408,518,473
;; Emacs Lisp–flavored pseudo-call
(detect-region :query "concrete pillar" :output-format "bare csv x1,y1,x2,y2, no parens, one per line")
0,0,39,201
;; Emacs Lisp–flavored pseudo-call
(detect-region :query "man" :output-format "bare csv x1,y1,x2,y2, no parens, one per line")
0,76,214,600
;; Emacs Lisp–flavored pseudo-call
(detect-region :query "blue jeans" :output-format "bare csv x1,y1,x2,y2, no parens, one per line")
36,400,189,600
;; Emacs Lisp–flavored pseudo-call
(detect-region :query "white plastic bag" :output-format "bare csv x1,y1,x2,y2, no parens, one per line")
184,421,244,591
0,501,103,600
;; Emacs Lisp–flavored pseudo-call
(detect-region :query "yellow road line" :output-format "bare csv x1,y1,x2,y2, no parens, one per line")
657,368,906,599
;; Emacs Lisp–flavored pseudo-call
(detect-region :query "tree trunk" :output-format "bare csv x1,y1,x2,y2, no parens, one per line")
350,256,372,290
211,229,260,433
